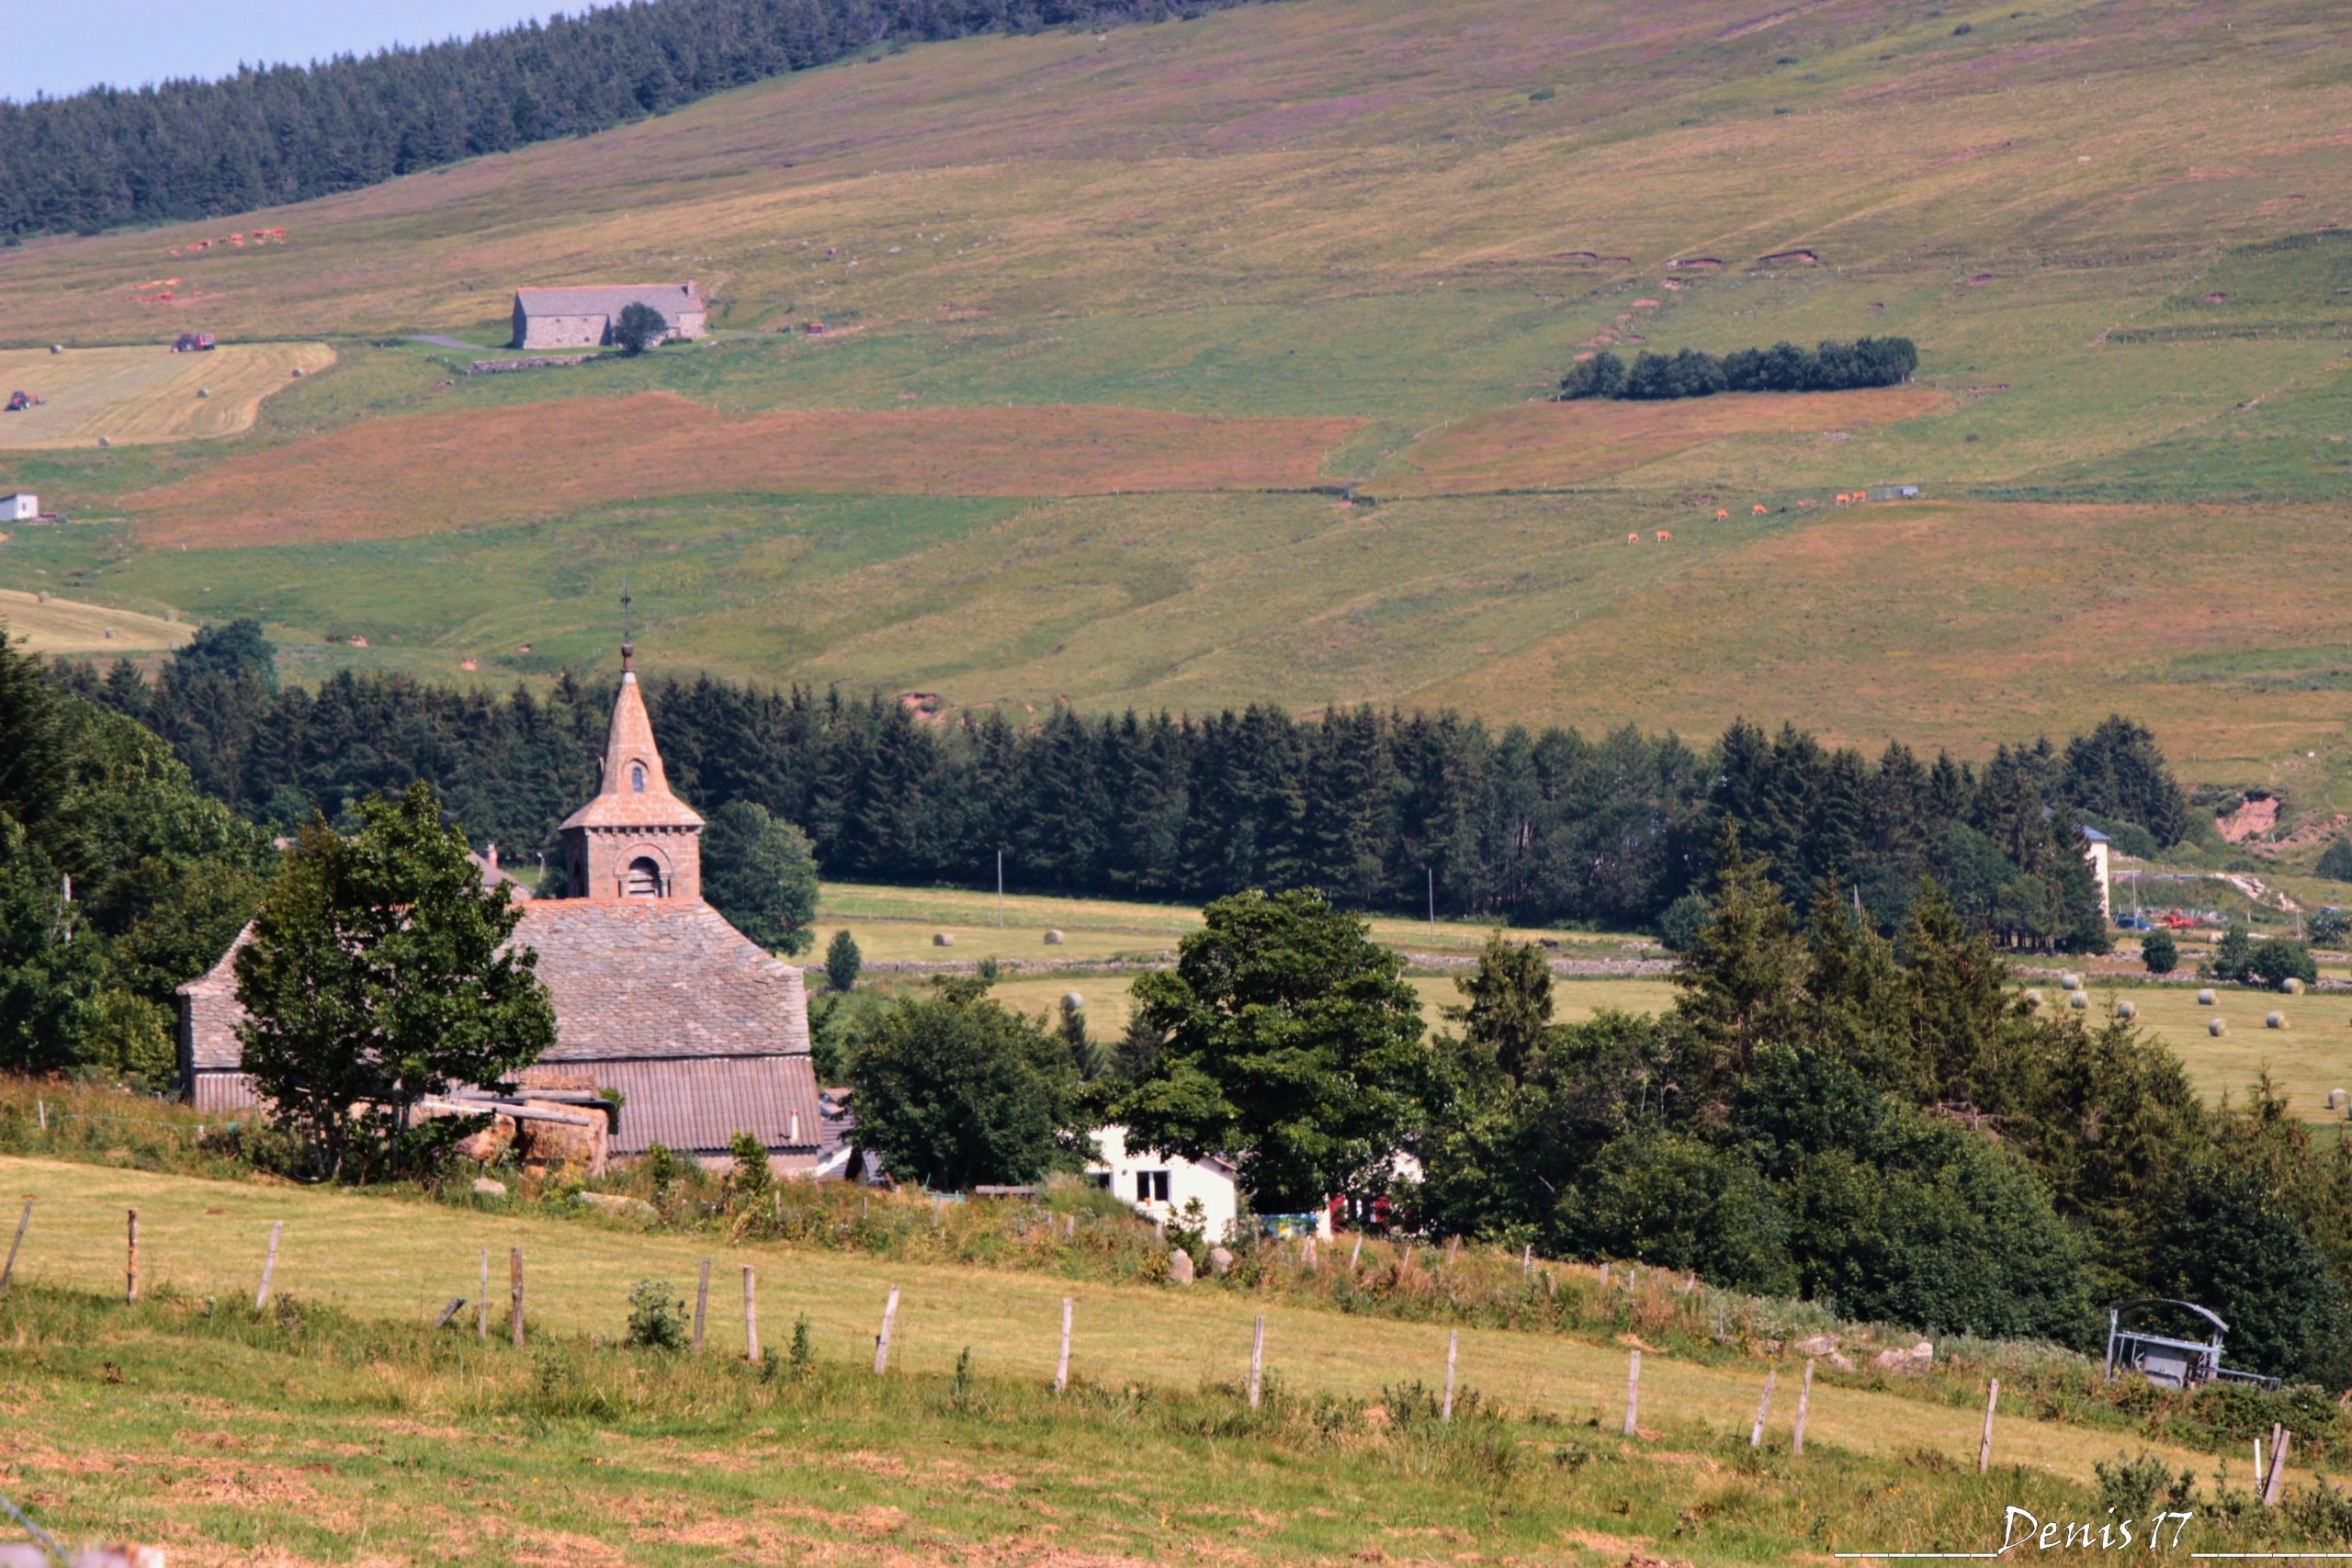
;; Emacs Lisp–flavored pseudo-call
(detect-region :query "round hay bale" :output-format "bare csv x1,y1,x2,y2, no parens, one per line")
96,435,111,447
2281,976,2304,995
1042,929,1065,945
196,387,210,399
1061,992,1084,1011
2329,1089,2347,1112
2210,1018,2228,1036
2267,1010,2288,1030
932,931,956,947
2022,988,2045,1009
2197,988,2217,1006
2059,972,2082,991
290,366,305,378
2115,999,2138,1021
48,344,62,355
2066,992,2089,1010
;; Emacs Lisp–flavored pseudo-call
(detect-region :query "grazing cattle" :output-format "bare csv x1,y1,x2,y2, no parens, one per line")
1714,509,1730,520
1751,503,1768,514
1656,530,1672,542
1627,532,1640,544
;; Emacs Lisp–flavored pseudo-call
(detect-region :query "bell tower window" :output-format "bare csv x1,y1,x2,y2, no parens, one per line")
630,763,647,793
624,856,663,897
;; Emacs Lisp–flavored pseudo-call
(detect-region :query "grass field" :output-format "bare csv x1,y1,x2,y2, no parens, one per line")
0,0,2350,787
0,343,334,449
0,587,193,654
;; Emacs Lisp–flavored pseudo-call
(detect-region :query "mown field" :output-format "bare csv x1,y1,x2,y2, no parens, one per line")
0,342,334,449
0,0,2346,784
0,587,193,654
0,1152,2267,1568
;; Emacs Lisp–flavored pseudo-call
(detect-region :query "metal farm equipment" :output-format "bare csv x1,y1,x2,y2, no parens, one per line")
2104,1299,2279,1392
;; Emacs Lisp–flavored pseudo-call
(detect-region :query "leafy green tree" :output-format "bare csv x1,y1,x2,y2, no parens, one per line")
2152,1161,2348,1382
729,1128,773,1200
83,987,175,1089
613,302,669,354
2309,908,2350,947
171,617,277,690
2245,937,2318,989
2141,927,2178,975
1118,888,1431,1213
234,783,557,1179
844,977,1081,1190
823,927,862,992
2208,926,2256,984
2317,839,2352,883
700,800,819,953
1566,1134,1797,1295
0,818,105,1074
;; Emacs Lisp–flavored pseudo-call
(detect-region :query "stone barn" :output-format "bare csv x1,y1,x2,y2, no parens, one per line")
510,283,708,350
177,640,820,1168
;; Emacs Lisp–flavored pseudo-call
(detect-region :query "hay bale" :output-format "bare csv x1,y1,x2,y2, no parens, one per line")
2022,988,2045,1009
2210,1018,2228,1036
2197,988,2217,1006
933,931,955,947
1043,929,1065,945
2116,999,2138,1021
2281,976,2305,995
2059,972,2082,992
2267,1011,2288,1030
2067,992,2089,1010
196,387,210,399
1062,991,1084,1011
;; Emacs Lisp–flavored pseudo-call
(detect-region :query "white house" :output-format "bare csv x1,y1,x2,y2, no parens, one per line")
1088,1124,1260,1241
3,492,37,523
2082,826,2112,921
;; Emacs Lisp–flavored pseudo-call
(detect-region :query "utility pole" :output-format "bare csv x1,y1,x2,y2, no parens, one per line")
1427,867,1435,938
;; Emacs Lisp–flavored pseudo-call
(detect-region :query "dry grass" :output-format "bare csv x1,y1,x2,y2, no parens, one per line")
1370,386,1948,497
122,393,1361,546
0,343,334,448
0,588,195,654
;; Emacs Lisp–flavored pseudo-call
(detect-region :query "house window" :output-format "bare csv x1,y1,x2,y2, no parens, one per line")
1135,1170,1170,1203
630,763,647,793
1089,1172,1110,1190
623,856,663,897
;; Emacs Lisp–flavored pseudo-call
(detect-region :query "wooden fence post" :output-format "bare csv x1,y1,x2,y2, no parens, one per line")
35,1100,44,1133
126,1209,139,1303
1521,1245,1532,1280
254,1221,283,1311
874,1286,899,1374
1249,1315,1265,1410
1056,1298,1072,1395
1442,1330,1459,1423
1623,1349,1641,1438
477,1248,488,1342
1349,1235,1363,1271
743,1266,760,1363
693,1258,710,1352
509,1247,525,1348
1977,1380,1999,1474
0,1198,30,1292
1792,1359,1815,1456
2263,1425,2291,1507
1750,1367,1777,1448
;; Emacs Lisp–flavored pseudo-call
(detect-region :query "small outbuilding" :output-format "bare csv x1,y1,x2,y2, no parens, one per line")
1087,1124,1250,1241
511,283,708,350
3,492,37,523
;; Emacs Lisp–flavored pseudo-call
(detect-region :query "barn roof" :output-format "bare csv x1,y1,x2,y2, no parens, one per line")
513,283,704,320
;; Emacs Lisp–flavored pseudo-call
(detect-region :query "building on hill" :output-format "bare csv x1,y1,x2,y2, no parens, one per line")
4,492,37,522
176,639,819,1168
511,283,707,349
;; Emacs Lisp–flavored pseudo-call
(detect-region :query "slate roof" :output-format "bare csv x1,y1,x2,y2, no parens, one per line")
515,898,809,1061
560,671,704,832
513,283,704,321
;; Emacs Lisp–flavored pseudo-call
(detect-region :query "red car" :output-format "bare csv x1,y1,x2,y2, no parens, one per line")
172,332,216,353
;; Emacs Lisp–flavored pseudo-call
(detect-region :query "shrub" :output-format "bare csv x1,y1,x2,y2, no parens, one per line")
2310,908,2350,947
1560,337,1917,402
2245,938,2317,989
2094,1452,2184,1518
613,302,669,355
642,1141,681,1199
624,1279,688,1349
2141,928,2177,975
1565,1134,1797,1295
729,1129,773,1201
2316,838,2352,882
2206,926,2256,983
825,928,863,992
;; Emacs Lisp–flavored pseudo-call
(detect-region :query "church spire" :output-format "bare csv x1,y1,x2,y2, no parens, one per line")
556,613,703,899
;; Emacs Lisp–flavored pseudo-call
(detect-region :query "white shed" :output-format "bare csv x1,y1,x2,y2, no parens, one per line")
3,492,37,523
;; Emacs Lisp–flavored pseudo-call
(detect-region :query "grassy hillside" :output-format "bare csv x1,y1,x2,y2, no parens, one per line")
2,0,2350,783
3,1152,2298,1567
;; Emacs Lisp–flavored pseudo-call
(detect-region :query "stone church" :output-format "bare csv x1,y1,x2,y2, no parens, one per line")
176,643,823,1168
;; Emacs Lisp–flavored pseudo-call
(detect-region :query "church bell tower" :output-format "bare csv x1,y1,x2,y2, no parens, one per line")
557,628,704,900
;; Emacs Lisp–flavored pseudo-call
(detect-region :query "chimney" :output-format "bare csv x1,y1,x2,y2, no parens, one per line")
787,1111,800,1145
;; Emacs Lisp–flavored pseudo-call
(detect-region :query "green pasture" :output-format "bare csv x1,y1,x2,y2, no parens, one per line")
0,1156,2211,1494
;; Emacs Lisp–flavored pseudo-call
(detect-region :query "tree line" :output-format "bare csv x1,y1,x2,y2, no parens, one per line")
57,622,2187,950
1558,336,1918,401
0,0,1276,238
